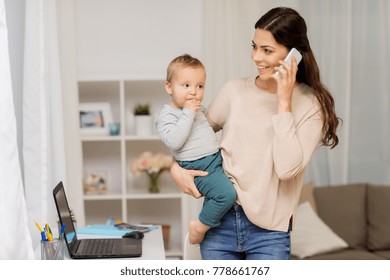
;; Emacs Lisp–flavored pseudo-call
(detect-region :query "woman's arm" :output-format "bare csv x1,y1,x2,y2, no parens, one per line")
272,111,322,180
271,56,322,179
170,159,207,198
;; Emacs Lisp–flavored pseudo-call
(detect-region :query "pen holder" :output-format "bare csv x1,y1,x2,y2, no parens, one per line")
41,239,65,260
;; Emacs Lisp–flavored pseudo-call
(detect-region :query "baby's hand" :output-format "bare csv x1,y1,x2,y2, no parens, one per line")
184,98,201,112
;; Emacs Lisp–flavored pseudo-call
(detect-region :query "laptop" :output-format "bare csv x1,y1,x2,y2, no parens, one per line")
53,181,142,259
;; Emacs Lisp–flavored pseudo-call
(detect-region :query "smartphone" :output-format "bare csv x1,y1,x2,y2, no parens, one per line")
275,47,302,77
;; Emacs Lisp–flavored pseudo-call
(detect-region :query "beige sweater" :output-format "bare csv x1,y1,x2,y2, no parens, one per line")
206,77,323,232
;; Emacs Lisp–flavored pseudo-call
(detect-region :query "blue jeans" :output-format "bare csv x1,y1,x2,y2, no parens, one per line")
200,204,291,260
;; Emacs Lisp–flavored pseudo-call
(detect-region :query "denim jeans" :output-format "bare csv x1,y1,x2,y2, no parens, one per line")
200,203,291,260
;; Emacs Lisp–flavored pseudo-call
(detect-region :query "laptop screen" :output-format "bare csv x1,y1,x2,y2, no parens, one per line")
53,182,78,252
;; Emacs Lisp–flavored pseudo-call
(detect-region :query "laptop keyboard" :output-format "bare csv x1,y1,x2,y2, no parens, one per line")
83,239,115,255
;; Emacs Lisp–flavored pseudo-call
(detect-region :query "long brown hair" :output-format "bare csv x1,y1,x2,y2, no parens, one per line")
255,7,340,148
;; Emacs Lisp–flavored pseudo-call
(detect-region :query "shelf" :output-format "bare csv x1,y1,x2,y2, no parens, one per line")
126,192,182,200
83,192,122,200
124,135,160,141
78,78,184,258
81,135,121,142
81,135,160,142
126,184,181,200
81,182,182,202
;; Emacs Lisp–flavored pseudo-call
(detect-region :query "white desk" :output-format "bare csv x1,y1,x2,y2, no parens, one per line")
133,226,166,259
35,226,165,260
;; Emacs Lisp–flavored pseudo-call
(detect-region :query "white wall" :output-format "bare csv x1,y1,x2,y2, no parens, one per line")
70,0,204,227
75,0,204,79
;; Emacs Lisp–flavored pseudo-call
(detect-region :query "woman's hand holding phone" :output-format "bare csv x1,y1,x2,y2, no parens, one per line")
273,48,302,113
274,47,302,78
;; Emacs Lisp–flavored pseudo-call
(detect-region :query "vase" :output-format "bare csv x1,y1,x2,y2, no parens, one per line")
134,115,153,136
148,172,161,193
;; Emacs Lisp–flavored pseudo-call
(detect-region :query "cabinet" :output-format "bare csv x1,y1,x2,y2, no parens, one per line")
78,79,186,258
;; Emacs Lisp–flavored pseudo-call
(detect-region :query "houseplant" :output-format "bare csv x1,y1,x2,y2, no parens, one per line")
133,103,153,136
134,103,150,115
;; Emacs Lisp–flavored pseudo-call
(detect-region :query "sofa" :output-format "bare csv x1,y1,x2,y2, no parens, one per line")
291,182,390,260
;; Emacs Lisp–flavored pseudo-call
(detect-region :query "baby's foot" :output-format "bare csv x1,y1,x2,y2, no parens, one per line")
189,220,209,244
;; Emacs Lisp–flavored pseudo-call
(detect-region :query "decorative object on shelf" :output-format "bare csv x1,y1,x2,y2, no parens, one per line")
83,171,108,194
133,103,153,136
108,122,120,136
161,224,171,249
130,152,172,193
79,102,113,136
134,103,150,115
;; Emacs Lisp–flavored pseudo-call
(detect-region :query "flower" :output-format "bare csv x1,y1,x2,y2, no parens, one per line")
130,152,172,176
130,152,172,193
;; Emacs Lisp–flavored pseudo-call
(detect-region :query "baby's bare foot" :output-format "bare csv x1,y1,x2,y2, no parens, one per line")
189,220,210,244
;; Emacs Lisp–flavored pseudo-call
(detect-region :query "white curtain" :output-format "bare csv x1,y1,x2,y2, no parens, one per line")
202,0,390,186
23,0,67,257
0,0,34,259
1,0,66,259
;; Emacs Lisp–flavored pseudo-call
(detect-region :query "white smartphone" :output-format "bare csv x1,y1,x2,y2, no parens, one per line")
275,47,302,77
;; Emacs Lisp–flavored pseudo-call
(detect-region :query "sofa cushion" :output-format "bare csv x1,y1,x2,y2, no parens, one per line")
372,250,390,259
298,181,318,212
304,249,384,260
367,185,390,250
291,202,348,259
314,184,366,248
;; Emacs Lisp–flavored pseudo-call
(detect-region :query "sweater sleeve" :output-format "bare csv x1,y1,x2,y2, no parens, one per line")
157,107,196,151
271,110,323,180
205,81,231,132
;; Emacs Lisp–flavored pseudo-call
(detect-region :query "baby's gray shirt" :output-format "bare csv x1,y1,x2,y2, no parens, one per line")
156,105,219,161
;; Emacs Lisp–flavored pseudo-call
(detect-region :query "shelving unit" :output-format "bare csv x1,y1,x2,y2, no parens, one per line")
78,79,185,259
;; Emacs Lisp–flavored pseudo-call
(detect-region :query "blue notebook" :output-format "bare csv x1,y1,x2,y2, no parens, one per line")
77,224,158,237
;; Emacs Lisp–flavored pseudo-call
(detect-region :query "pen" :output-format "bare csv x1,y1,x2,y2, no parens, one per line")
35,221,47,241
45,223,53,235
45,224,53,241
34,221,43,232
59,224,66,240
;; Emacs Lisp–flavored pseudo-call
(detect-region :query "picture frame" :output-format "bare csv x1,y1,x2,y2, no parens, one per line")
79,102,113,136
83,171,108,195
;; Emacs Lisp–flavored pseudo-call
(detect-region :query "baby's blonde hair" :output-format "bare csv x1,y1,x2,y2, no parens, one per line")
166,54,205,82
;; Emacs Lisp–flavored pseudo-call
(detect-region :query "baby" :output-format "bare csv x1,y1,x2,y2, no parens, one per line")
157,54,236,244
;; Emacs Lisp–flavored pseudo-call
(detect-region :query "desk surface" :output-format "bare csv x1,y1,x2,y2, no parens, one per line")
72,226,165,260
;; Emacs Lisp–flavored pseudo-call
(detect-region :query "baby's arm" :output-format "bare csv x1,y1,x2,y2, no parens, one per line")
157,108,196,151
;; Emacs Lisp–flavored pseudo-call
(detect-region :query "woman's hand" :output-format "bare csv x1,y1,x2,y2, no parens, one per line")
170,160,207,198
272,56,299,113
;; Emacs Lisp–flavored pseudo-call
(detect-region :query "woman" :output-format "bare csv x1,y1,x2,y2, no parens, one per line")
171,7,340,260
